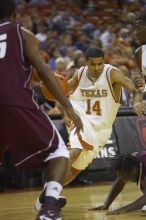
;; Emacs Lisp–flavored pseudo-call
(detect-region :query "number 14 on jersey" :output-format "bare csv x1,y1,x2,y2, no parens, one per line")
86,99,101,115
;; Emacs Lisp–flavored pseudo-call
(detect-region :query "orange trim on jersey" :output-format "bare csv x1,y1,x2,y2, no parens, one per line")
77,133,93,151
69,67,85,95
71,167,83,172
106,67,121,103
67,131,93,151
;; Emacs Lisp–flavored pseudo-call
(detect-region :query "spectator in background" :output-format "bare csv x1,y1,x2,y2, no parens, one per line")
35,21,48,49
100,25,115,49
64,46,75,64
59,34,73,56
55,57,67,78
48,46,62,71
47,57,68,123
74,56,86,69
74,33,89,52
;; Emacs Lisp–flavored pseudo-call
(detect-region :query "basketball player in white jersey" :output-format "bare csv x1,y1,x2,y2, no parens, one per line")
64,47,142,184
35,47,143,212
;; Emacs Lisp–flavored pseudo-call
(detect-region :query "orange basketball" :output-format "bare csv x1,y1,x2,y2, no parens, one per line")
41,73,68,101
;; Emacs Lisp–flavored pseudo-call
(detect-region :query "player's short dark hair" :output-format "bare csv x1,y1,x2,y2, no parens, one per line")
109,153,140,173
0,0,16,19
85,47,104,60
136,13,146,24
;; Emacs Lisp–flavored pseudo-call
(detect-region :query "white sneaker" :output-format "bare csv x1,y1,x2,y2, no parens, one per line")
141,205,146,215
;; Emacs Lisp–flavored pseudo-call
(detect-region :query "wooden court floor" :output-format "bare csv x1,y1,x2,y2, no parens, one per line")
0,182,144,220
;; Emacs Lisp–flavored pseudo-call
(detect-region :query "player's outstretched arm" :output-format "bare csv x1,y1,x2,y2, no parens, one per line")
21,27,83,133
111,68,146,116
107,176,146,215
89,178,126,211
110,68,137,94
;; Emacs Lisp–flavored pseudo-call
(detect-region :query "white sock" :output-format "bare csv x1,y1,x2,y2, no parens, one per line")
46,181,63,199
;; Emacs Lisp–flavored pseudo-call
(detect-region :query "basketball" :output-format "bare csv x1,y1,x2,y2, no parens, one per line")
41,73,68,101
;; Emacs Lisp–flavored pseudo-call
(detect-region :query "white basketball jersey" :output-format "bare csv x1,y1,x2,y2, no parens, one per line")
69,64,121,131
141,45,146,76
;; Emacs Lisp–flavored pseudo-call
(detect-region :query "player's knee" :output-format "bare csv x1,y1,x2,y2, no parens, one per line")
45,147,69,161
56,147,69,159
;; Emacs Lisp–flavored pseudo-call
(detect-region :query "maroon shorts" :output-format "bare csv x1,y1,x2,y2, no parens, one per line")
0,105,62,171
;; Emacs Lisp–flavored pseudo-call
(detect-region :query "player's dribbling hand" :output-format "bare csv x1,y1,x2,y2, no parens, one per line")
89,204,108,211
65,107,83,133
134,75,145,93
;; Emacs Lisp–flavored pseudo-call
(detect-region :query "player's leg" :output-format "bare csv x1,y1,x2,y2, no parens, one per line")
3,106,69,220
30,113,70,220
64,124,96,185
64,146,99,186
64,148,82,185
34,148,82,212
35,156,69,220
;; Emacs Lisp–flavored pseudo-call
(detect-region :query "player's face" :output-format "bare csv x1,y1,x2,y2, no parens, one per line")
135,19,146,45
87,57,104,80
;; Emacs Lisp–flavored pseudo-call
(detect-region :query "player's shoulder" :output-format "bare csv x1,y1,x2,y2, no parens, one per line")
77,66,87,78
21,26,34,37
78,66,87,73
21,26,37,44
105,64,119,74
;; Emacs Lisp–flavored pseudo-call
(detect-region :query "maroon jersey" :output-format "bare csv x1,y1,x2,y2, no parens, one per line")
0,21,39,109
0,22,67,172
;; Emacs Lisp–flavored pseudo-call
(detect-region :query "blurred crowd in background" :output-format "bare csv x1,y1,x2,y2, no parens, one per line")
0,0,144,190
13,0,146,117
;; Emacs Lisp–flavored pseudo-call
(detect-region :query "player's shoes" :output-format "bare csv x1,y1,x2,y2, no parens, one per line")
34,190,67,211
141,205,146,215
35,196,62,220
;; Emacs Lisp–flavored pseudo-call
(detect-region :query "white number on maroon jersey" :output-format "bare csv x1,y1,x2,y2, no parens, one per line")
0,34,7,59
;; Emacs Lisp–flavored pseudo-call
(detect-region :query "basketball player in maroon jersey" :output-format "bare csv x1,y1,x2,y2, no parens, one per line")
0,1,83,220
89,152,146,215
